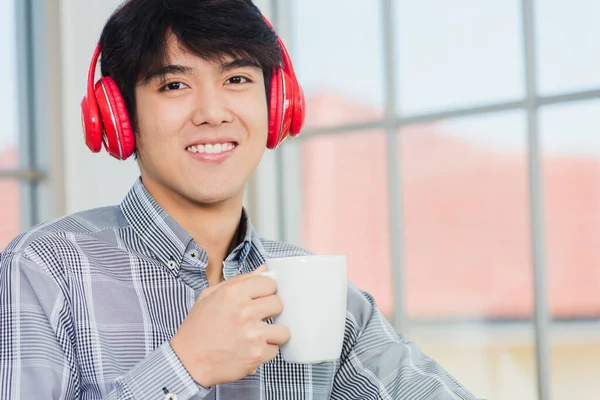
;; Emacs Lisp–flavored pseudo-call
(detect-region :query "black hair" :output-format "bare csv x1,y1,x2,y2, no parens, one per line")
99,0,282,130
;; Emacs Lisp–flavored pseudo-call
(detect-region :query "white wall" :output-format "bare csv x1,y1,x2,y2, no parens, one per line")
242,0,283,240
59,0,140,215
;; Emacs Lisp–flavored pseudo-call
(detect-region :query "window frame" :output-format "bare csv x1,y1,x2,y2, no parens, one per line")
267,0,600,399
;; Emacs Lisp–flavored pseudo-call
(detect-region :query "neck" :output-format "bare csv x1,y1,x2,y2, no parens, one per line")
142,178,245,283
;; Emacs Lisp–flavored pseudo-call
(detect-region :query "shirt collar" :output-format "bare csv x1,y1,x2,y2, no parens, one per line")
230,208,267,269
120,178,261,273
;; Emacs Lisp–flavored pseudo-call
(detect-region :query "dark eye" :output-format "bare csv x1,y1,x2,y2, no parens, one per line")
226,76,250,85
161,82,189,91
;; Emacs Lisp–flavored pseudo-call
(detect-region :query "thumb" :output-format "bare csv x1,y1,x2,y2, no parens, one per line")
218,265,269,286
199,283,220,298
252,265,268,273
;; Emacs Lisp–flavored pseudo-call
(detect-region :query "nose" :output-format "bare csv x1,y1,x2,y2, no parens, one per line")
190,86,234,127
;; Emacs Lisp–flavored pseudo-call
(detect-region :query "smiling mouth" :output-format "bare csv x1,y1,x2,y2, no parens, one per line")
185,142,238,154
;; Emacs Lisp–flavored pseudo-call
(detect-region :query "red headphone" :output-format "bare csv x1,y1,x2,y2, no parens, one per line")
80,15,305,160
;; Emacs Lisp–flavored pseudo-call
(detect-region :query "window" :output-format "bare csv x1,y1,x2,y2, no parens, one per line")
535,0,600,95
292,0,386,127
0,0,23,248
0,0,46,250
539,100,600,399
394,0,524,114
400,112,536,397
272,0,600,399
301,131,393,316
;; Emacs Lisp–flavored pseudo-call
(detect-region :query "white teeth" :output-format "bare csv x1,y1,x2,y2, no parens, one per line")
186,142,236,154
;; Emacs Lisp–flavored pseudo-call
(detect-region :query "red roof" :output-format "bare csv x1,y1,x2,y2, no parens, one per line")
301,97,600,320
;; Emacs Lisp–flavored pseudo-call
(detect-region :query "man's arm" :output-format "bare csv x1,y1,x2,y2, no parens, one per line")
331,282,477,400
0,249,209,400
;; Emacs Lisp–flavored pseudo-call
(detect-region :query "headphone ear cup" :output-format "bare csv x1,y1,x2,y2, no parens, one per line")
80,94,103,153
267,67,284,149
278,70,296,142
290,81,305,136
81,43,104,154
94,77,136,160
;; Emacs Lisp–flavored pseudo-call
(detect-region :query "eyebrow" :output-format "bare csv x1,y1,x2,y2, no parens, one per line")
142,64,194,84
219,58,262,74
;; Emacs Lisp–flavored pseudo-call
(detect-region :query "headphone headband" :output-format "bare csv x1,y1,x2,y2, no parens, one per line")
261,16,299,82
87,44,102,124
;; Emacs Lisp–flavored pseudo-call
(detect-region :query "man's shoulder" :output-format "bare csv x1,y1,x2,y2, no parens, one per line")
2,205,126,257
257,237,314,259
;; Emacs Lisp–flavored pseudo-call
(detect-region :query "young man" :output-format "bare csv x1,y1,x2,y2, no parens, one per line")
0,0,476,399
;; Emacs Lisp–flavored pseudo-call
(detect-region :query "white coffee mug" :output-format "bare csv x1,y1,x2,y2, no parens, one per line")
261,254,347,364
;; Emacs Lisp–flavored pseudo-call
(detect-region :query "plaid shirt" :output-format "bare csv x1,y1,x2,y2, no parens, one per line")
0,178,476,400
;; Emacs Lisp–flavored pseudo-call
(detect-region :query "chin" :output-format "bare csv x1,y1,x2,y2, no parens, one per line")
185,188,242,207
167,174,246,207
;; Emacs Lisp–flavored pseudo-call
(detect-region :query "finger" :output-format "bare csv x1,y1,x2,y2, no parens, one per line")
249,294,284,320
198,265,263,294
249,344,279,373
216,265,269,288
254,265,268,273
263,323,290,346
198,283,219,299
227,275,277,300
262,344,280,362
225,265,268,283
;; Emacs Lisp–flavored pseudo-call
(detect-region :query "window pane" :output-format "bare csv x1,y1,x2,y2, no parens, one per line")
300,131,393,317
536,0,600,95
0,179,20,249
400,112,536,399
539,100,600,398
292,0,385,128
0,0,19,169
409,323,537,400
394,0,525,115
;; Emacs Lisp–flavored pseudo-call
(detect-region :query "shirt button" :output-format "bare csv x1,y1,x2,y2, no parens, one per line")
188,250,199,259
164,394,178,400
167,260,177,270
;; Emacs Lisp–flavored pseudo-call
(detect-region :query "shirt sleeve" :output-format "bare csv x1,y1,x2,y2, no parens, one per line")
330,281,478,400
0,250,210,400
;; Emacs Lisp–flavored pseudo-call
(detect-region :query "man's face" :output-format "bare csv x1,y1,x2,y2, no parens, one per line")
134,34,268,208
